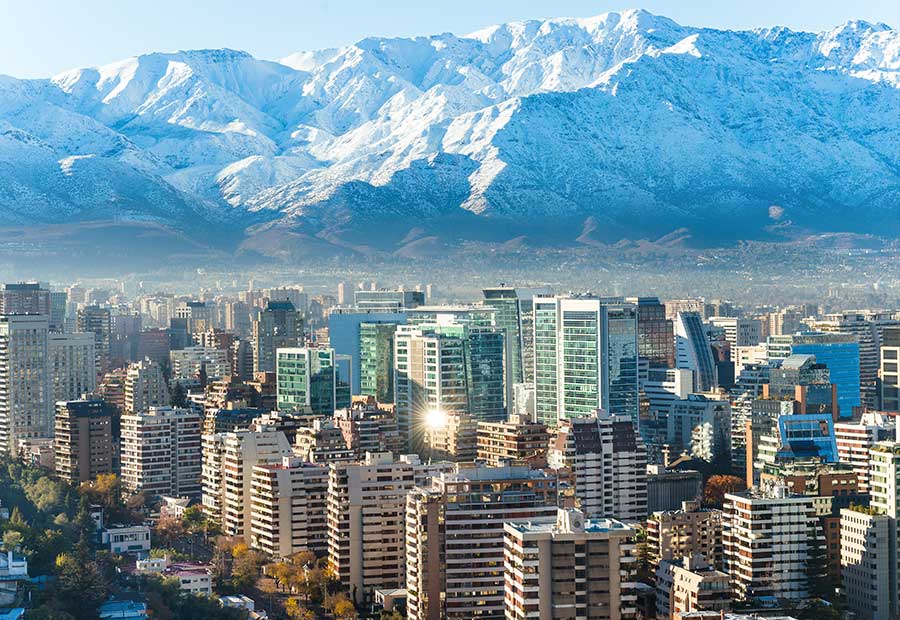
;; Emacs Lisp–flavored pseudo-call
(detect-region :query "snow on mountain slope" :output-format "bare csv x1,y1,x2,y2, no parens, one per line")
1,9,900,255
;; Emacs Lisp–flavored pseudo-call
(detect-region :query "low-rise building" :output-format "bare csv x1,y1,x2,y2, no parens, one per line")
655,554,731,618
102,524,151,557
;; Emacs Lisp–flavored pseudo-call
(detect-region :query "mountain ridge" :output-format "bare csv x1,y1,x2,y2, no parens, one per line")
1,9,899,261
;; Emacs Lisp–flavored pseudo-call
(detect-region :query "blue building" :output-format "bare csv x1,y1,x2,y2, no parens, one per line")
768,332,860,419
775,413,839,463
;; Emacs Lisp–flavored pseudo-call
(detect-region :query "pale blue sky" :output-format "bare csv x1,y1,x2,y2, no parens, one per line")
2,0,898,78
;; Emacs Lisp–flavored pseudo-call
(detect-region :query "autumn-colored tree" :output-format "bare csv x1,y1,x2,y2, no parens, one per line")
326,593,358,620
2,530,23,550
231,543,263,592
703,475,745,508
285,598,315,620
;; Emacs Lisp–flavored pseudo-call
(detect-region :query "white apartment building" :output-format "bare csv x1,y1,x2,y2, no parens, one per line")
406,465,558,620
709,317,762,349
328,452,451,605
120,407,202,498
840,506,895,620
249,456,329,558
48,332,95,403
655,554,731,618
169,346,230,383
548,411,648,521
202,427,293,539
647,500,723,568
0,314,51,454
835,415,894,493
722,487,821,601
124,359,169,414
504,508,637,620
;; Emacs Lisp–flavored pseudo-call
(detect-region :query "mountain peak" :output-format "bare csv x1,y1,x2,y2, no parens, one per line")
3,10,900,262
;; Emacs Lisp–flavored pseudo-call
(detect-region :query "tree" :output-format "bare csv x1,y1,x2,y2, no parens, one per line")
326,593,357,620
631,526,654,584
2,530,23,550
54,553,108,620
703,475,745,508
285,598,315,620
231,544,263,592
333,598,358,620
27,601,76,620
170,382,187,408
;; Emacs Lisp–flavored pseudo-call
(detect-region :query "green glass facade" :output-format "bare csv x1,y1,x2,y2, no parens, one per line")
359,322,397,403
532,297,639,427
276,347,350,416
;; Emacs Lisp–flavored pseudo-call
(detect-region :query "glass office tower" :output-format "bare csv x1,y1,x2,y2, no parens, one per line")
276,347,351,417
768,332,860,418
532,297,639,427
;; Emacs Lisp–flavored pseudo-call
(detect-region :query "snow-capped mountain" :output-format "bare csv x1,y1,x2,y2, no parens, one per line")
2,9,900,259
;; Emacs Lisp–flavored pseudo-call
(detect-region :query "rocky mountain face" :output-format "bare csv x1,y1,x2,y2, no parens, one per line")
1,10,899,260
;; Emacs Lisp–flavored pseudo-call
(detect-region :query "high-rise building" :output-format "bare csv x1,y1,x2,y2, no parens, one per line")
252,300,302,373
674,312,718,393
294,418,357,465
503,508,637,620
328,452,450,605
406,465,558,620
77,306,112,378
333,400,403,458
548,411,648,521
835,414,895,493
353,290,424,312
202,427,293,537
841,505,896,620
0,314,51,454
880,326,900,412
48,332,96,404
708,317,762,349
665,394,731,463
98,368,128,413
328,309,405,396
482,286,550,391
54,399,115,485
49,291,67,333
0,282,50,316
394,322,506,450
722,486,822,601
625,296,675,370
807,311,900,411
646,500,723,568
276,347,350,417
124,359,169,414
120,407,202,499
169,346,230,383
767,332,861,418
358,322,399,403
249,456,329,559
174,301,213,334
866,440,900,619
475,414,549,467
533,296,639,426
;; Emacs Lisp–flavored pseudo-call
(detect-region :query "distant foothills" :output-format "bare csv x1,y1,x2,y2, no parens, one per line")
1,9,899,266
